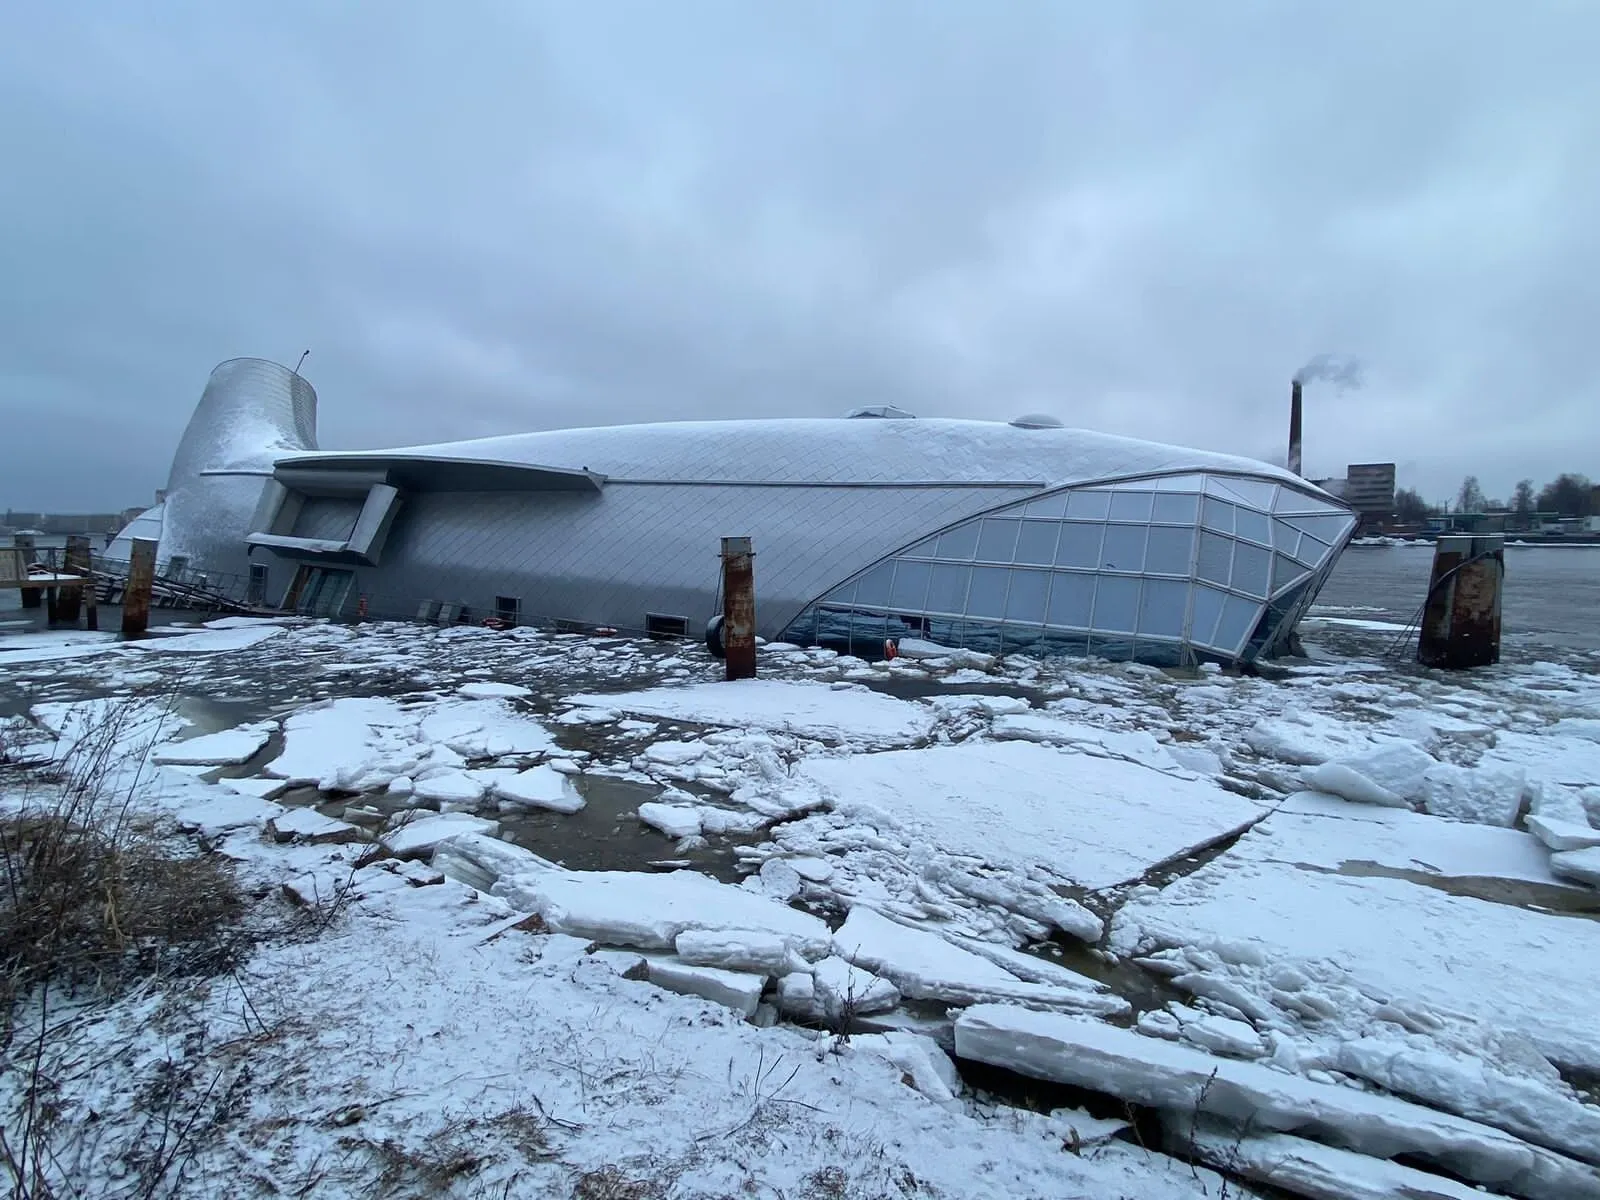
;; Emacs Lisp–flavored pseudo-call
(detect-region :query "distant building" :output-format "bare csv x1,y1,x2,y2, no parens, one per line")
1344,464,1397,520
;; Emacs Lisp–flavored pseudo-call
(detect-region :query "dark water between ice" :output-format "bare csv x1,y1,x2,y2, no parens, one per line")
1314,545,1600,652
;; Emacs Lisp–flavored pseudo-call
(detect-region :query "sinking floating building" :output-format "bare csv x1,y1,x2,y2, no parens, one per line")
111,358,1357,665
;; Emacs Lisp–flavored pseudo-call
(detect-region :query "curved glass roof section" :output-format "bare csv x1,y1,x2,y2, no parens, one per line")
274,418,1326,495
781,470,1356,666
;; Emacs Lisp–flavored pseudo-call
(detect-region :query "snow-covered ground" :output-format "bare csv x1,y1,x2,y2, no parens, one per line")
3,613,1600,1199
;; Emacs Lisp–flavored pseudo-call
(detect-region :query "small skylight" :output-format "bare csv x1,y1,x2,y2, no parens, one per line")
1009,413,1064,429
845,405,917,419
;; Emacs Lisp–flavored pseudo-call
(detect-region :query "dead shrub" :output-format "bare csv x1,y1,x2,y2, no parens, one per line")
1,808,243,1018
571,1165,665,1199
0,689,245,1031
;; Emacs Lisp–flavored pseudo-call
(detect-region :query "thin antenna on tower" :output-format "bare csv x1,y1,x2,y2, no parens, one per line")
294,350,311,375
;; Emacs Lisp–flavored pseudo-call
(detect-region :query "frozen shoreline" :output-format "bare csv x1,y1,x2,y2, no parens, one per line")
3,615,1599,1198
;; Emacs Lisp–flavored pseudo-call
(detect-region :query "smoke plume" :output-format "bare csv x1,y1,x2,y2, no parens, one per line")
1293,353,1364,391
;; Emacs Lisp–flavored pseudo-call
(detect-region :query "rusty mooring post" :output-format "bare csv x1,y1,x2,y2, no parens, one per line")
122,537,158,636
57,535,90,625
720,536,756,681
13,534,40,609
1417,534,1504,669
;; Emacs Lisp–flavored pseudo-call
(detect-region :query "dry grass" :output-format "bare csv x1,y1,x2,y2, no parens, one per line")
0,690,254,1199
570,1165,665,1200
1,809,243,1013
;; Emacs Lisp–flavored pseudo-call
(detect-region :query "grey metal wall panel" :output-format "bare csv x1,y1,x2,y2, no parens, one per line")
332,481,1036,636
292,498,364,542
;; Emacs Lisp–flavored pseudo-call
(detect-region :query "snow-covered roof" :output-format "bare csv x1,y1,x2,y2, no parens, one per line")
275,418,1326,496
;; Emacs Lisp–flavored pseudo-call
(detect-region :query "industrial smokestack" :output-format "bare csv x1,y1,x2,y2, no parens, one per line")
1287,379,1304,477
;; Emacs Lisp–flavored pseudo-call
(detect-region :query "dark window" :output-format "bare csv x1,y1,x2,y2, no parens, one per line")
166,555,189,578
495,595,520,624
247,563,268,605
646,612,689,640
290,567,355,617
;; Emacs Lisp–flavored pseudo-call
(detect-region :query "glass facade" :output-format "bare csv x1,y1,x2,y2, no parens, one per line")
781,471,1356,666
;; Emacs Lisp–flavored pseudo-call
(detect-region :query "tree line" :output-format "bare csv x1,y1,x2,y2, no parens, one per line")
1393,473,1594,524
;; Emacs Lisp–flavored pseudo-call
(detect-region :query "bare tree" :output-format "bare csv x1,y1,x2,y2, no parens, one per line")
1456,475,1486,514
1394,487,1433,524
1512,479,1535,515
1537,474,1595,517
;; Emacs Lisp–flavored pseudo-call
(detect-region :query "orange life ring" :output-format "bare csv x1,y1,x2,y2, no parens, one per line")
883,638,898,660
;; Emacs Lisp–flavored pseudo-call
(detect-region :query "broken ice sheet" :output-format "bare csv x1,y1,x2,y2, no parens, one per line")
798,740,1265,891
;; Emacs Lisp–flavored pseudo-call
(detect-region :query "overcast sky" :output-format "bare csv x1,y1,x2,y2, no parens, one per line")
3,2,1597,512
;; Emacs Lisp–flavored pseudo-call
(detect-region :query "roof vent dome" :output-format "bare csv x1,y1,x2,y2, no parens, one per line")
1009,413,1064,429
845,405,917,419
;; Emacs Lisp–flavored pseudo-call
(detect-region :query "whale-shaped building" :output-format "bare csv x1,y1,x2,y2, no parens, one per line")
111,358,1357,665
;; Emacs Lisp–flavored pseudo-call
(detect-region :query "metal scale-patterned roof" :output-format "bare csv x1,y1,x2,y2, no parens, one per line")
276,418,1316,492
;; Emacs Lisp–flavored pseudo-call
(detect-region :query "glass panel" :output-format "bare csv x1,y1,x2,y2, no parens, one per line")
1273,487,1342,515
1055,522,1104,568
1271,553,1311,596
997,623,1046,656
1109,491,1154,522
1138,578,1190,639
1234,507,1272,546
935,523,979,560
1212,594,1263,654
1291,531,1326,567
1201,497,1235,535
1100,524,1147,572
1284,513,1354,543
889,560,931,609
1013,520,1059,565
1065,490,1112,520
856,562,893,608
1221,477,1279,510
1004,568,1049,623
1151,493,1198,524
1091,576,1139,634
1196,531,1233,586
1045,572,1094,629
1145,525,1196,575
1231,542,1271,597
825,579,857,606
925,563,970,613
967,566,1010,619
1205,476,1250,505
1154,473,1205,492
1089,633,1137,661
976,519,1021,563
1023,492,1069,519
1189,584,1227,645
901,536,938,558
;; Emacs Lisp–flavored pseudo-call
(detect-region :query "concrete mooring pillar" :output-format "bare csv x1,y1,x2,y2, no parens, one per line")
122,537,158,636
1417,534,1504,669
13,534,40,609
56,534,90,625
720,536,756,681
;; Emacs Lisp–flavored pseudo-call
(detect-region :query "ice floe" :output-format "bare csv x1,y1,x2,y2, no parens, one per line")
495,868,832,956
954,1006,1600,1200
571,679,935,744
491,763,585,813
799,741,1265,892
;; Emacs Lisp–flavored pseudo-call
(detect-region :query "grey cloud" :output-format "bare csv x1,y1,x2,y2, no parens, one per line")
2,1,1597,510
